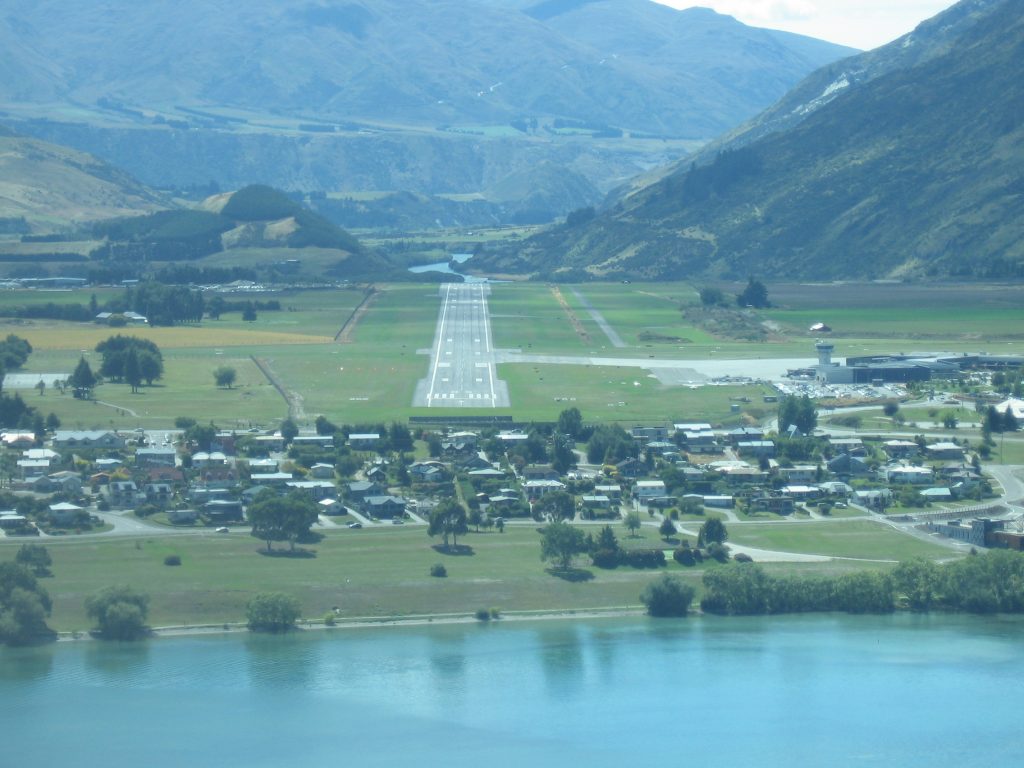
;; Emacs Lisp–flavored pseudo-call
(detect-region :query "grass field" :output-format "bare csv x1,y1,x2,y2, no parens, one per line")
1,281,1022,428
728,520,955,561
2,516,953,630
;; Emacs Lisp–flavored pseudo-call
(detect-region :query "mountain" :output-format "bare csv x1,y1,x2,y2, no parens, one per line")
0,128,167,231
483,0,1024,280
0,0,854,218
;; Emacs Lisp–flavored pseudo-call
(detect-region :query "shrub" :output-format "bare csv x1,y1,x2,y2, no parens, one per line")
430,563,448,578
163,554,181,566
621,549,666,569
673,547,697,566
85,585,149,640
246,592,301,633
489,607,501,619
591,548,620,569
706,542,730,563
323,612,336,626
733,552,753,563
475,608,491,621
641,574,696,617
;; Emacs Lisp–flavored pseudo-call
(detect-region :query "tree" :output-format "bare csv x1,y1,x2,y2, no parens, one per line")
698,518,728,547
248,491,319,552
15,543,51,576
246,592,301,632
214,366,237,389
596,524,619,552
736,277,770,308
85,585,149,640
536,490,575,521
428,499,469,550
540,520,586,571
0,562,52,646
242,303,257,322
138,351,163,385
124,347,142,393
699,286,727,307
942,411,959,429
208,295,226,320
280,418,299,445
659,517,677,541
556,407,583,440
641,574,696,617
624,511,642,537
69,357,97,399
883,402,900,418
34,379,45,397
891,558,940,610
778,394,817,434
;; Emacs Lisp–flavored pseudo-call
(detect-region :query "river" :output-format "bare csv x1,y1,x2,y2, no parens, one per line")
2,614,1021,766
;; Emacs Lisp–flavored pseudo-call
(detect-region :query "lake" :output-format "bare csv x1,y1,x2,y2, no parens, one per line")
2,614,1021,766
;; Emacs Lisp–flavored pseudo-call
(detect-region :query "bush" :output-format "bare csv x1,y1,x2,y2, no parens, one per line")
85,585,149,640
621,549,666,568
673,547,697,566
641,574,696,617
163,554,181,566
706,542,730,562
733,552,753,563
591,548,620,569
475,608,491,621
246,592,301,633
489,607,501,619
430,563,448,578
323,612,336,626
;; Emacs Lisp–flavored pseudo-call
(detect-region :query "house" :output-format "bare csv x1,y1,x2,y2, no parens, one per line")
460,453,493,471
782,485,822,500
920,487,953,501
1,431,36,449
246,458,279,473
348,433,381,450
674,422,713,434
827,453,871,478
143,483,173,505
496,431,530,444
779,465,818,483
291,434,335,449
703,495,735,509
47,471,83,495
347,480,383,500
926,442,966,461
410,461,447,483
855,489,893,509
615,457,645,478
285,480,336,500
252,434,286,452
717,466,769,485
363,495,407,519
442,431,479,454
17,459,51,479
645,441,678,457
594,484,622,502
580,495,612,511
631,425,671,443
749,495,795,515
195,466,238,490
318,498,344,515
95,457,124,471
135,446,177,468
309,463,335,480
192,451,228,468
204,499,244,522
468,468,507,480
634,480,667,502
146,466,185,485
885,465,934,484
53,430,125,450
105,480,141,508
250,472,294,487
884,440,920,459
0,512,31,532
167,508,200,525
522,465,560,482
737,440,775,459
523,479,565,500
679,430,717,452
48,502,87,526
364,465,388,483
727,427,764,445
828,437,866,456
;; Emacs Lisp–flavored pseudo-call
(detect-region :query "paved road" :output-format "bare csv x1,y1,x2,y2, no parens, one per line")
413,283,510,407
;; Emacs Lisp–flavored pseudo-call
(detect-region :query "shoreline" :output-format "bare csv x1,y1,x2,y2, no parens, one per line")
55,606,648,643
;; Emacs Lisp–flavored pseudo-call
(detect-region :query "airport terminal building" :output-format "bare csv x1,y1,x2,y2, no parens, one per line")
811,343,1022,385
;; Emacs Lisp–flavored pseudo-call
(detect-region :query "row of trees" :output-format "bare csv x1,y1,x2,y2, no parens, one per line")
701,551,1024,616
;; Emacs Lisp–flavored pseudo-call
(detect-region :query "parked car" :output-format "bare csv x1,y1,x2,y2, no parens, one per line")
215,526,229,533
347,522,363,529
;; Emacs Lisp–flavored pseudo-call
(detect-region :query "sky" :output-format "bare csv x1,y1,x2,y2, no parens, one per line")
655,0,956,50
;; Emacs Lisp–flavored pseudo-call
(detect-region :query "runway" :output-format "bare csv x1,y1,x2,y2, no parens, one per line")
412,283,510,408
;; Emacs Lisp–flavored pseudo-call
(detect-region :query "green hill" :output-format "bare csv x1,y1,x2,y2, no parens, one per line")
483,0,1024,281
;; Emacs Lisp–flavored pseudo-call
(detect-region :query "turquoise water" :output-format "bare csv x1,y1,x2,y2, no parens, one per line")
2,614,1022,767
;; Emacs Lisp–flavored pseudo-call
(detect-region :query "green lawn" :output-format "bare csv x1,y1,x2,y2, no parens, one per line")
728,519,955,561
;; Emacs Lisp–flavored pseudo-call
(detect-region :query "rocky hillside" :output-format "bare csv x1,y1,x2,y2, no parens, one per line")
482,0,1024,281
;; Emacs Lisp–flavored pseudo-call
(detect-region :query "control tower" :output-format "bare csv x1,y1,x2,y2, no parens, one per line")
816,341,835,367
